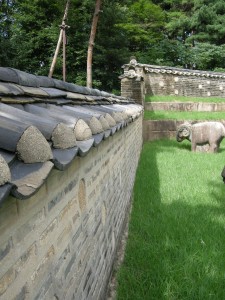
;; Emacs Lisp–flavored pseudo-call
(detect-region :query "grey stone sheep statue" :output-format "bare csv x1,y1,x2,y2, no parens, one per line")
176,121,225,153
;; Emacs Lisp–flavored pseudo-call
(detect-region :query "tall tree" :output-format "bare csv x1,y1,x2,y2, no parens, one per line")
0,0,15,66
155,0,225,70
116,0,165,64
3,0,225,92
92,1,131,91
9,0,64,74
87,0,102,88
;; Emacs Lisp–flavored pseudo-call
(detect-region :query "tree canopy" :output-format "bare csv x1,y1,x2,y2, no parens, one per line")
1,0,225,91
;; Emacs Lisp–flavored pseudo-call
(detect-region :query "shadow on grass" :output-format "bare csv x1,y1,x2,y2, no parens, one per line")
116,140,225,300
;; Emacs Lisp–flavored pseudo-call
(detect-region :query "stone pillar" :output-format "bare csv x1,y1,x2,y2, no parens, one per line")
120,77,145,106
120,58,145,106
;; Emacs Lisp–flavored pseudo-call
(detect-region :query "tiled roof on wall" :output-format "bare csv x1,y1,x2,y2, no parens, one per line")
0,67,143,204
122,63,225,79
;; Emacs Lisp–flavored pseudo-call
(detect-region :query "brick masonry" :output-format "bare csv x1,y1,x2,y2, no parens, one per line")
144,72,225,97
121,62,225,98
0,117,143,300
121,78,145,106
145,102,225,112
143,119,225,142
120,62,225,143
143,120,185,141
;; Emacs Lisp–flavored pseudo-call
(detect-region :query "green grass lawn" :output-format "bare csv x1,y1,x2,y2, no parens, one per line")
145,95,225,103
116,139,225,300
144,110,225,121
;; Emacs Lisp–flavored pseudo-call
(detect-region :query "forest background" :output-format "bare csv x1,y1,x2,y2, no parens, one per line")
1,0,225,92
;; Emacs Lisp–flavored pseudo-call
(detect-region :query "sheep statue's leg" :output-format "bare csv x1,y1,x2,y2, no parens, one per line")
191,141,197,152
209,143,218,153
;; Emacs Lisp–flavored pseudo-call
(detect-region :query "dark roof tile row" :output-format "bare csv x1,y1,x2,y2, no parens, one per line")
0,68,143,204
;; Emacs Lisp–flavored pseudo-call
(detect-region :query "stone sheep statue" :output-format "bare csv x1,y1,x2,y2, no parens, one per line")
176,121,225,153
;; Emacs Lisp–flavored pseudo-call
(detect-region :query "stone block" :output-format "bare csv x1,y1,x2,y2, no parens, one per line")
31,245,55,284
33,274,52,300
14,208,45,244
0,197,18,236
39,218,58,246
56,223,72,248
54,245,70,276
0,237,13,262
58,200,74,224
46,168,68,196
14,243,37,275
83,268,93,296
64,252,77,279
47,190,64,212
72,211,80,225
63,178,78,196
13,285,28,300
16,184,47,218
0,267,15,297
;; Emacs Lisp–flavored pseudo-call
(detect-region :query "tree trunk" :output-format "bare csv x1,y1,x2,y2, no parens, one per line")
48,0,70,78
48,29,63,78
87,0,102,88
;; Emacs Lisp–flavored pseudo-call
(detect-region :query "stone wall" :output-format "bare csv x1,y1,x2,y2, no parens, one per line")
121,62,225,98
145,102,225,112
143,120,181,141
143,119,225,142
120,78,145,106
0,117,142,300
120,60,145,106
144,71,225,97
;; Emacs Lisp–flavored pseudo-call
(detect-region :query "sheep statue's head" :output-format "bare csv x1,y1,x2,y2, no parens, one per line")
176,123,192,142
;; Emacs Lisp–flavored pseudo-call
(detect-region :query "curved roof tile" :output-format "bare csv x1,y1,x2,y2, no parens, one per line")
0,67,143,203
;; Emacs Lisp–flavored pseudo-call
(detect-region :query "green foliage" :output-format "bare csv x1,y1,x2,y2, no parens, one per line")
1,0,132,90
0,0,16,66
9,0,63,74
150,0,225,70
2,0,225,90
191,43,225,70
116,0,165,61
92,1,131,91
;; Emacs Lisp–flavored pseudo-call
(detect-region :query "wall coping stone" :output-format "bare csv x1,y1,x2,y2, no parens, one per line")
122,63,225,79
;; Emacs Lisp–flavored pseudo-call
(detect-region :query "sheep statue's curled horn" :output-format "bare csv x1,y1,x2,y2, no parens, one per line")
176,121,225,153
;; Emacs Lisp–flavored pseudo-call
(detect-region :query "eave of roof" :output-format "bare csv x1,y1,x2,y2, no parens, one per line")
122,63,225,79
0,67,143,204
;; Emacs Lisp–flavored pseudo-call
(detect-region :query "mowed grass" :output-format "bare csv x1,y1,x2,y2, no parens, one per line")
116,139,225,300
145,95,225,103
144,110,225,121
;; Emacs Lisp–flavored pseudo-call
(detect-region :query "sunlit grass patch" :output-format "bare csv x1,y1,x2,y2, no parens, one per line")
116,139,225,299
